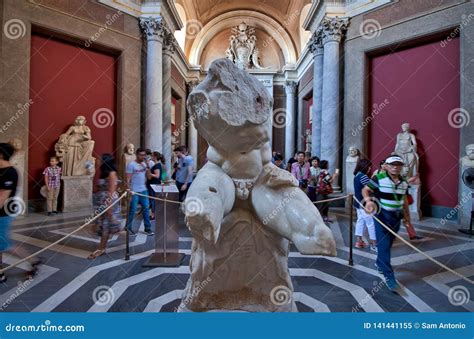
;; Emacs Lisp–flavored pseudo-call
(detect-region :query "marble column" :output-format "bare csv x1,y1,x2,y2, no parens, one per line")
162,32,177,181
186,80,199,166
320,17,349,190
284,80,298,160
139,17,166,153
309,29,324,157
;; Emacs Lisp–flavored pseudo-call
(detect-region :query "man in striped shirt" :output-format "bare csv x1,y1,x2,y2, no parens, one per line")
362,155,411,292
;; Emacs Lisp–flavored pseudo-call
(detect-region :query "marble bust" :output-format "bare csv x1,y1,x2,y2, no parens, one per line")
55,115,95,176
120,143,135,181
346,146,360,163
461,144,474,167
394,123,419,178
181,58,336,312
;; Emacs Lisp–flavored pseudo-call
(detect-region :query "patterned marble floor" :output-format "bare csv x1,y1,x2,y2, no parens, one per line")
0,208,473,312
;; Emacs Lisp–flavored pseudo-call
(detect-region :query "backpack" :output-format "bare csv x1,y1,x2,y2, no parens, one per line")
317,172,333,195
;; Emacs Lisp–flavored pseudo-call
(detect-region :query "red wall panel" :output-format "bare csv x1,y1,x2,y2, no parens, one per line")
29,34,117,199
368,37,460,208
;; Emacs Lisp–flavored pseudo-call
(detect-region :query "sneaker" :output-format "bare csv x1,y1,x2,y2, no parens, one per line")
47,212,52,216
0,273,6,283
370,244,378,252
385,277,400,293
374,263,383,275
355,241,367,249
128,229,137,236
144,230,155,236
52,211,58,215
410,235,424,242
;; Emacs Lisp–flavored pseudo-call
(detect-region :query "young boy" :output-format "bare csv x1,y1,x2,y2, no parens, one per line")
43,156,62,216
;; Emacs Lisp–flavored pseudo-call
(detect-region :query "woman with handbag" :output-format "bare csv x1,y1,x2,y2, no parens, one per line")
316,160,338,224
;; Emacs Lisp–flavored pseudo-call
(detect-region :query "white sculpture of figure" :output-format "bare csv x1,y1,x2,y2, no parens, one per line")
120,143,135,182
394,123,419,178
9,138,25,207
225,22,268,70
304,129,312,153
345,147,360,195
55,115,95,176
180,59,336,312
461,144,474,167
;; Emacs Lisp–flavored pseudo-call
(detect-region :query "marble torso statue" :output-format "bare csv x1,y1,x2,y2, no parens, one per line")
225,22,268,70
395,123,419,178
55,116,95,176
181,59,336,312
345,147,360,195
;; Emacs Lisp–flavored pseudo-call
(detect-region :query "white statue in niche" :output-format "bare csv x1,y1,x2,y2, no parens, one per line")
225,22,268,70
180,59,336,312
345,146,360,195
394,122,419,178
120,143,135,182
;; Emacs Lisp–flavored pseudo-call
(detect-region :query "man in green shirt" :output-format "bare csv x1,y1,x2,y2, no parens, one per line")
362,155,410,292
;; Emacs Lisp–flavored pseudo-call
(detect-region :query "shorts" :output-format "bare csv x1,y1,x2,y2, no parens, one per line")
0,216,12,251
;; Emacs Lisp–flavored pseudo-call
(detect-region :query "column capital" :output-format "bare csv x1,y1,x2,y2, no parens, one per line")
319,16,349,44
139,16,168,42
284,80,298,95
163,30,178,55
308,29,324,56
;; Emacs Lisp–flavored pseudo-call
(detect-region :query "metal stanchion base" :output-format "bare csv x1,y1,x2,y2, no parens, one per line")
142,252,184,267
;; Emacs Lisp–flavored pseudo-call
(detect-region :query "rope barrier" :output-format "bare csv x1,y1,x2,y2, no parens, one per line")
312,195,350,204
352,196,474,285
0,191,128,274
131,190,182,204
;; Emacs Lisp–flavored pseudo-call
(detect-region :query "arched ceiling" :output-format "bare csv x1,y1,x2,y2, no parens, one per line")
175,0,311,67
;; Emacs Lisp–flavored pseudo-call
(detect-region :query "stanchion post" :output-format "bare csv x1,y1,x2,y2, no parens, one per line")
124,191,131,261
348,194,354,266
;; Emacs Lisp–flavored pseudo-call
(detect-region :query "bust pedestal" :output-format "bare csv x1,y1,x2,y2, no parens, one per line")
61,176,93,212
408,184,422,221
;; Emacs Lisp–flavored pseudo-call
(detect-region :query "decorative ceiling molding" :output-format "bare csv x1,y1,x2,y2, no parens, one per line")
188,10,298,67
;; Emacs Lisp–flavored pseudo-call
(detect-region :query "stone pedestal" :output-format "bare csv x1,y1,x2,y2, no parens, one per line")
61,176,93,212
345,161,357,195
408,184,422,221
179,208,295,312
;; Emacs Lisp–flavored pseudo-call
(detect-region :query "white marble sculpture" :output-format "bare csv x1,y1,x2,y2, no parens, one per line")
55,115,95,177
120,143,135,181
461,144,474,167
394,123,422,220
180,59,336,312
460,144,474,226
394,123,419,178
225,22,268,70
345,146,360,195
